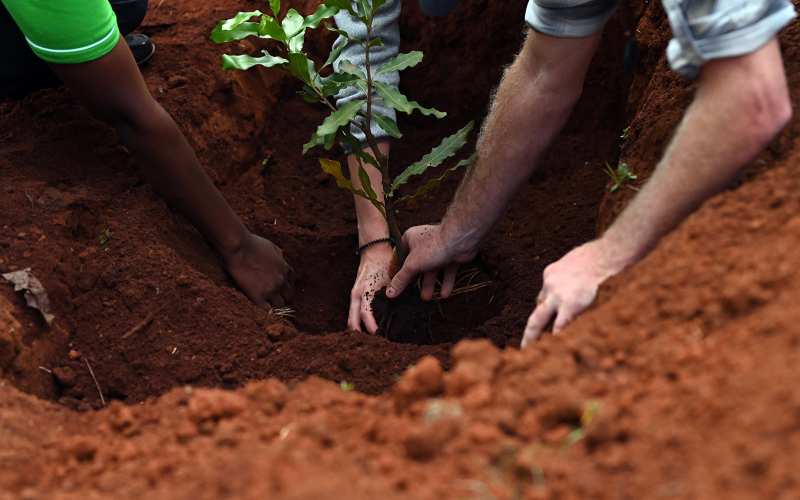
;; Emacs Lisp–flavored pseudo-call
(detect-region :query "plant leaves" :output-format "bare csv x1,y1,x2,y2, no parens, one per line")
287,52,314,83
257,15,287,40
323,39,347,69
211,21,259,43
375,51,422,76
374,81,446,118
268,0,281,16
394,154,475,206
221,52,288,70
373,112,402,138
288,30,305,52
320,159,354,190
320,72,361,96
303,4,339,29
338,59,367,79
281,8,305,38
220,10,263,30
316,100,363,136
324,0,354,14
358,164,378,202
304,132,330,154
390,121,474,194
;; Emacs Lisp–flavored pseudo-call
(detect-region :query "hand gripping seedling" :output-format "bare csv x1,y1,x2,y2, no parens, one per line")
212,0,474,263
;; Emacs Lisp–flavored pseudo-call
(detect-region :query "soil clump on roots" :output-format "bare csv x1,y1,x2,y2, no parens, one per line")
2,0,800,498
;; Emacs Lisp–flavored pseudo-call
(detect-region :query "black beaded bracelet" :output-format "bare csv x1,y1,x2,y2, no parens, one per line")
356,237,394,256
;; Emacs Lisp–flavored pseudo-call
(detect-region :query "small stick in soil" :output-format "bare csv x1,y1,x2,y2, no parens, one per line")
121,311,156,339
84,358,106,407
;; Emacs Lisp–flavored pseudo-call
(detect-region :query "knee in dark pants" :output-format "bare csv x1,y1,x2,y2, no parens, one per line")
109,0,149,36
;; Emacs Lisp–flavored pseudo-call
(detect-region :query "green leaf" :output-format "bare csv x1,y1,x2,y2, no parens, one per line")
394,154,475,206
257,15,287,41
211,21,259,43
221,52,288,71
376,51,423,76
366,37,384,49
303,4,339,29
324,0,354,14
303,132,329,154
320,72,361,96
390,121,474,194
288,30,305,52
338,59,367,79
374,81,446,118
373,112,402,139
316,100,363,136
372,0,387,13
220,10,263,30
353,149,380,168
268,0,280,16
327,25,352,40
358,165,378,202
282,8,305,38
287,52,314,83
323,39,347,69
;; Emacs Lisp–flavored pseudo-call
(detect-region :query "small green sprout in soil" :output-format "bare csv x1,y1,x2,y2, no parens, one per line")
604,162,638,193
212,0,474,263
339,380,355,392
98,228,113,247
620,126,631,140
562,400,601,448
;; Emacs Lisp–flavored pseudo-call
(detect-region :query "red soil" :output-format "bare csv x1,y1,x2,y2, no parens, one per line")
1,0,799,498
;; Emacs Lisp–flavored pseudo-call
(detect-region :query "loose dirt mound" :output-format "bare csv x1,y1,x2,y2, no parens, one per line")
1,0,799,498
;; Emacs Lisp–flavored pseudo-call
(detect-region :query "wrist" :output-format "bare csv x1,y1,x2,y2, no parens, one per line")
359,239,394,261
439,218,480,257
593,235,637,278
216,225,250,263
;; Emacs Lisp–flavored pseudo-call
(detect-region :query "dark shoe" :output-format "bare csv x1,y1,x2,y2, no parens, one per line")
125,33,155,66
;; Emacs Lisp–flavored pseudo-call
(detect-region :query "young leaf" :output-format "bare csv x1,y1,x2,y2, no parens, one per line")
211,21,260,43
394,154,475,206
320,72,361,96
390,121,474,194
316,100,363,136
221,52,288,71
366,37,384,49
257,15,287,41
338,60,367,79
358,165,378,202
219,10,263,30
281,8,305,38
268,0,280,16
373,112,402,139
376,51,423,76
353,149,380,168
374,81,446,118
323,39,347,69
288,30,305,52
303,4,340,29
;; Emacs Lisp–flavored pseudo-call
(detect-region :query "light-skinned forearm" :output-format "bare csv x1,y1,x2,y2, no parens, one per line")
440,30,602,253
599,40,792,271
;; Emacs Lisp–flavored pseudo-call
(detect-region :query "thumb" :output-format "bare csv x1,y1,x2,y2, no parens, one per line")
387,261,417,298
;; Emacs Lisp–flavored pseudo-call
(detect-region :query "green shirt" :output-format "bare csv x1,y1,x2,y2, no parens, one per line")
1,0,120,64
